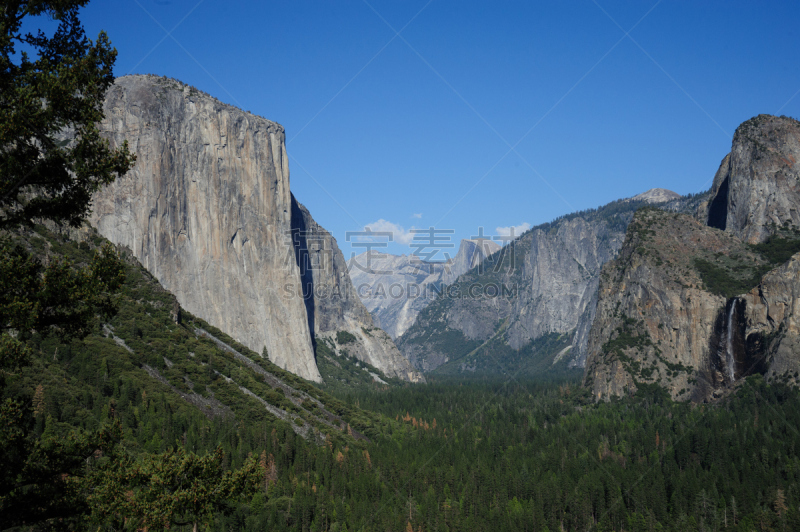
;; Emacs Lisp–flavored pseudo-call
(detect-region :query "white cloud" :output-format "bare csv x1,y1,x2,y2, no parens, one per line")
411,213,423,219
361,219,416,245
495,222,531,243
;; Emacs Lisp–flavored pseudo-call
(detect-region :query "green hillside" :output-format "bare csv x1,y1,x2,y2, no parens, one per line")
12,223,396,442
1,224,407,529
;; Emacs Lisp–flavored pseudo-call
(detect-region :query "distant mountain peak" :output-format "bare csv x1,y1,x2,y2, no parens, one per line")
347,238,501,339
348,238,500,266
629,188,681,204
453,238,501,272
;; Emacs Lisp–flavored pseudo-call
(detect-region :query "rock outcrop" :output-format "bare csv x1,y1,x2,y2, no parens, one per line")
630,188,682,204
586,115,800,401
347,238,499,339
741,253,800,385
91,74,419,384
582,209,765,401
291,197,423,382
441,239,502,285
698,115,800,243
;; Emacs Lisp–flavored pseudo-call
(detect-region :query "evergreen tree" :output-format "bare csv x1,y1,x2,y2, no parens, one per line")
86,446,262,531
0,0,134,229
0,1,133,528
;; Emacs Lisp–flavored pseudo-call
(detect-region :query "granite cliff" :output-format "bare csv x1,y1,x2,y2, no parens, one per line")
699,115,800,243
396,192,705,374
585,115,800,401
582,209,758,401
291,198,423,381
91,74,419,383
741,253,800,385
347,238,499,339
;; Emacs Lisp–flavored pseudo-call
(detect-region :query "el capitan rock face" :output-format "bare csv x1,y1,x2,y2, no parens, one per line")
91,75,420,384
92,75,320,381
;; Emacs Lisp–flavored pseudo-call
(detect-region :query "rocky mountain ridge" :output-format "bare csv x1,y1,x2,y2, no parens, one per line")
396,190,706,374
91,74,419,384
347,238,499,339
291,198,423,382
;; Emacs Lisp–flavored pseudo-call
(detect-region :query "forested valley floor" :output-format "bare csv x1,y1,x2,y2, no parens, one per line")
4,225,800,532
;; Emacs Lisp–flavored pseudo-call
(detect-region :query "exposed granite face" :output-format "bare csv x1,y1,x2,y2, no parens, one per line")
91,75,424,385
582,209,753,401
585,115,800,401
290,197,424,382
504,216,619,351
568,283,599,369
742,253,800,385
397,193,708,375
441,239,501,285
291,196,371,332
347,239,499,339
397,204,638,373
699,115,800,244
91,76,317,378
583,208,800,402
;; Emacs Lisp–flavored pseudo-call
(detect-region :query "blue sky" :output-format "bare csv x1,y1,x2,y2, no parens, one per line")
76,0,800,258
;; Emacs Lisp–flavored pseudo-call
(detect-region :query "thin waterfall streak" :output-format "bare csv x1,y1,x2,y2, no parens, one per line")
726,299,737,382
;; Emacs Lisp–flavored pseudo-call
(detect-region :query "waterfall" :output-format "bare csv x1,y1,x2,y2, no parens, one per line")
725,299,737,382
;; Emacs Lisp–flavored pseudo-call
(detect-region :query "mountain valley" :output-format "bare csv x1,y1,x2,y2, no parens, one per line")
392,191,707,375
347,237,500,339
5,11,800,528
